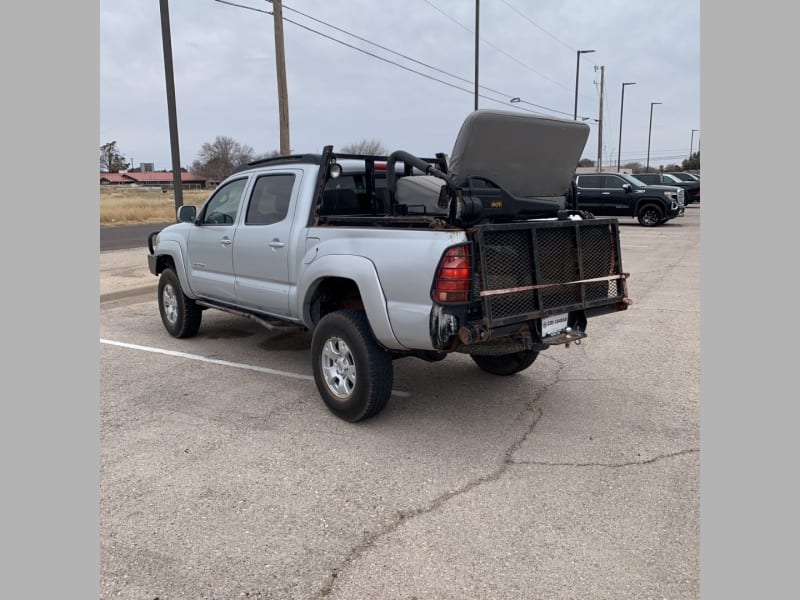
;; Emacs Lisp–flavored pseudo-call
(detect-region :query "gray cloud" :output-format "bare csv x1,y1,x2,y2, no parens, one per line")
100,0,699,170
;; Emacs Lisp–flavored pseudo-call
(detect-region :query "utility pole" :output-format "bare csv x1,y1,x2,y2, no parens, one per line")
273,0,290,155
596,65,604,171
474,0,479,111
159,0,183,212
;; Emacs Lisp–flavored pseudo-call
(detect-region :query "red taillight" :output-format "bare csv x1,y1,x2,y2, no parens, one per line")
432,244,471,303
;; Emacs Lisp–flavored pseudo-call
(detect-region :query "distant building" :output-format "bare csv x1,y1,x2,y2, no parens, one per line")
99,171,207,189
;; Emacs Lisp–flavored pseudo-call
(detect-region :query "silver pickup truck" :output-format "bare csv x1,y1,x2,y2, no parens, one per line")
147,109,631,422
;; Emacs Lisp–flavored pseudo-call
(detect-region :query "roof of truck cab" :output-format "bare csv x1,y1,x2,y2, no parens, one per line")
232,153,323,173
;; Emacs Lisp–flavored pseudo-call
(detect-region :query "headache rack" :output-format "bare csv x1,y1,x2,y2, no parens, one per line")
473,218,630,328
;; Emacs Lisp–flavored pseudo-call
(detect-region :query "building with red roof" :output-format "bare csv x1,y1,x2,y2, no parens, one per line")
100,171,207,189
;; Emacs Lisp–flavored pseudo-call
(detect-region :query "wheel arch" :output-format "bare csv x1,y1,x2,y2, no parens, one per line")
153,241,196,299
298,255,404,350
634,196,668,214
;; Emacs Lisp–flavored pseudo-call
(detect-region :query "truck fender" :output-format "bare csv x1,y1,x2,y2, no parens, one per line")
635,196,667,212
297,254,404,351
153,240,198,299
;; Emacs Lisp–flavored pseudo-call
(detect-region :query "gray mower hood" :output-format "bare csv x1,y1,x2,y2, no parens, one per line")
447,109,590,198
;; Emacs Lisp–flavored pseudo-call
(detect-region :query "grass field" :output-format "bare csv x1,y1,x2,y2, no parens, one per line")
100,187,212,226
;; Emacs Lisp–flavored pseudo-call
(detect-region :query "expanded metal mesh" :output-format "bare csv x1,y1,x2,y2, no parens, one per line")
478,220,621,324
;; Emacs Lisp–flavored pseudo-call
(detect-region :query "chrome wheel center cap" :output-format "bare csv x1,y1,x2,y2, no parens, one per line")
336,357,347,375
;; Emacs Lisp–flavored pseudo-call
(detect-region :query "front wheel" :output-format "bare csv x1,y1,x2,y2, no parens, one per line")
311,310,393,422
158,268,202,338
637,204,664,227
471,349,539,376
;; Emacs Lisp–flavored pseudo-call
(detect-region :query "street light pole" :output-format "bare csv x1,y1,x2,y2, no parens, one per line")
617,82,636,172
596,65,604,171
474,0,480,111
690,128,699,159
573,49,595,120
646,101,662,172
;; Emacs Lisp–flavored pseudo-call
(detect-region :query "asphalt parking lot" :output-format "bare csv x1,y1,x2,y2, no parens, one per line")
100,207,700,599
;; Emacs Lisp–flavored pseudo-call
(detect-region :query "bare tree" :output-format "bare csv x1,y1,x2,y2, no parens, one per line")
681,152,700,171
190,136,256,181
100,141,129,172
340,139,387,155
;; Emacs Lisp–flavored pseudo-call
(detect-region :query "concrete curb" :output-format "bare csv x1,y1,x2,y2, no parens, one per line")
100,284,157,304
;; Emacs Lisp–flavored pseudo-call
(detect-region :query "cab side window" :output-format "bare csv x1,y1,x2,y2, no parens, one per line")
578,175,603,188
245,174,296,225
602,175,626,189
201,178,248,225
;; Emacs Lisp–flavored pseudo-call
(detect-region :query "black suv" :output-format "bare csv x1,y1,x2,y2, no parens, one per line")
572,172,684,227
635,172,700,204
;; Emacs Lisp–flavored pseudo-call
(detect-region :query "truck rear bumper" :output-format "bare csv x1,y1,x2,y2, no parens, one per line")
430,217,632,352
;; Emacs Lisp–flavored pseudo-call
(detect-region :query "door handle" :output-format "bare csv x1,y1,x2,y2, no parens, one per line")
269,240,285,249
220,238,232,247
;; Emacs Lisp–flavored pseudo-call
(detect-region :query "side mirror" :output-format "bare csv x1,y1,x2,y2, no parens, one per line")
622,183,631,192
177,205,197,223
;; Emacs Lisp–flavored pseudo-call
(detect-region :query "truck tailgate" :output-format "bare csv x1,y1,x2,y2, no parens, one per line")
473,218,629,328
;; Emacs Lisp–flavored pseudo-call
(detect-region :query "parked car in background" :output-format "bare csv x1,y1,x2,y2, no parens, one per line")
635,172,700,204
665,171,700,182
572,172,684,227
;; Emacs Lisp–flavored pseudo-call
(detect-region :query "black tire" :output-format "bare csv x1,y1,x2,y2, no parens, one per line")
471,349,539,376
311,310,393,422
637,204,664,227
158,268,202,338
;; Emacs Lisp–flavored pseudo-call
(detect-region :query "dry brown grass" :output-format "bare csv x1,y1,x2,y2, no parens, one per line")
100,186,212,226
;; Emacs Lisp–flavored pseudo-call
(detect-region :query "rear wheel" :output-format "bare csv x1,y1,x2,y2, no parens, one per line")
158,268,202,338
471,349,539,376
637,204,663,227
311,310,393,422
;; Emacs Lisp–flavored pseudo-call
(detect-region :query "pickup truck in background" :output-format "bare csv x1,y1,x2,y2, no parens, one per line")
635,172,700,204
147,109,632,422
572,172,685,226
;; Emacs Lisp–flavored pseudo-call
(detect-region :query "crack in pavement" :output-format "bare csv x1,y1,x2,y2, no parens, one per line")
315,250,697,597
509,447,699,469
317,358,572,597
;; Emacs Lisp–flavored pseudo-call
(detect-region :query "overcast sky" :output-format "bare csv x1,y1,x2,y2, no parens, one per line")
100,0,700,172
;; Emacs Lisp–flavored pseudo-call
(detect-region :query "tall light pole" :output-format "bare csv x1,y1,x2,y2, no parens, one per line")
573,49,595,120
596,65,604,171
690,128,699,159
617,82,636,172
646,101,662,172
474,0,480,111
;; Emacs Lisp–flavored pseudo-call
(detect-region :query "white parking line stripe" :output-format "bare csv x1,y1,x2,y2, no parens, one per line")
100,339,411,397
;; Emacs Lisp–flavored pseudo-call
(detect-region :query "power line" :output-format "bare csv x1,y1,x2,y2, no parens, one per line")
276,0,580,116
272,1,520,103
216,0,269,15
216,1,538,114
216,0,594,119
421,0,576,95
497,0,574,52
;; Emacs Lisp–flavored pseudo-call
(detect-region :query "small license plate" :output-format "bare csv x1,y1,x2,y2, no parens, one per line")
541,313,568,337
